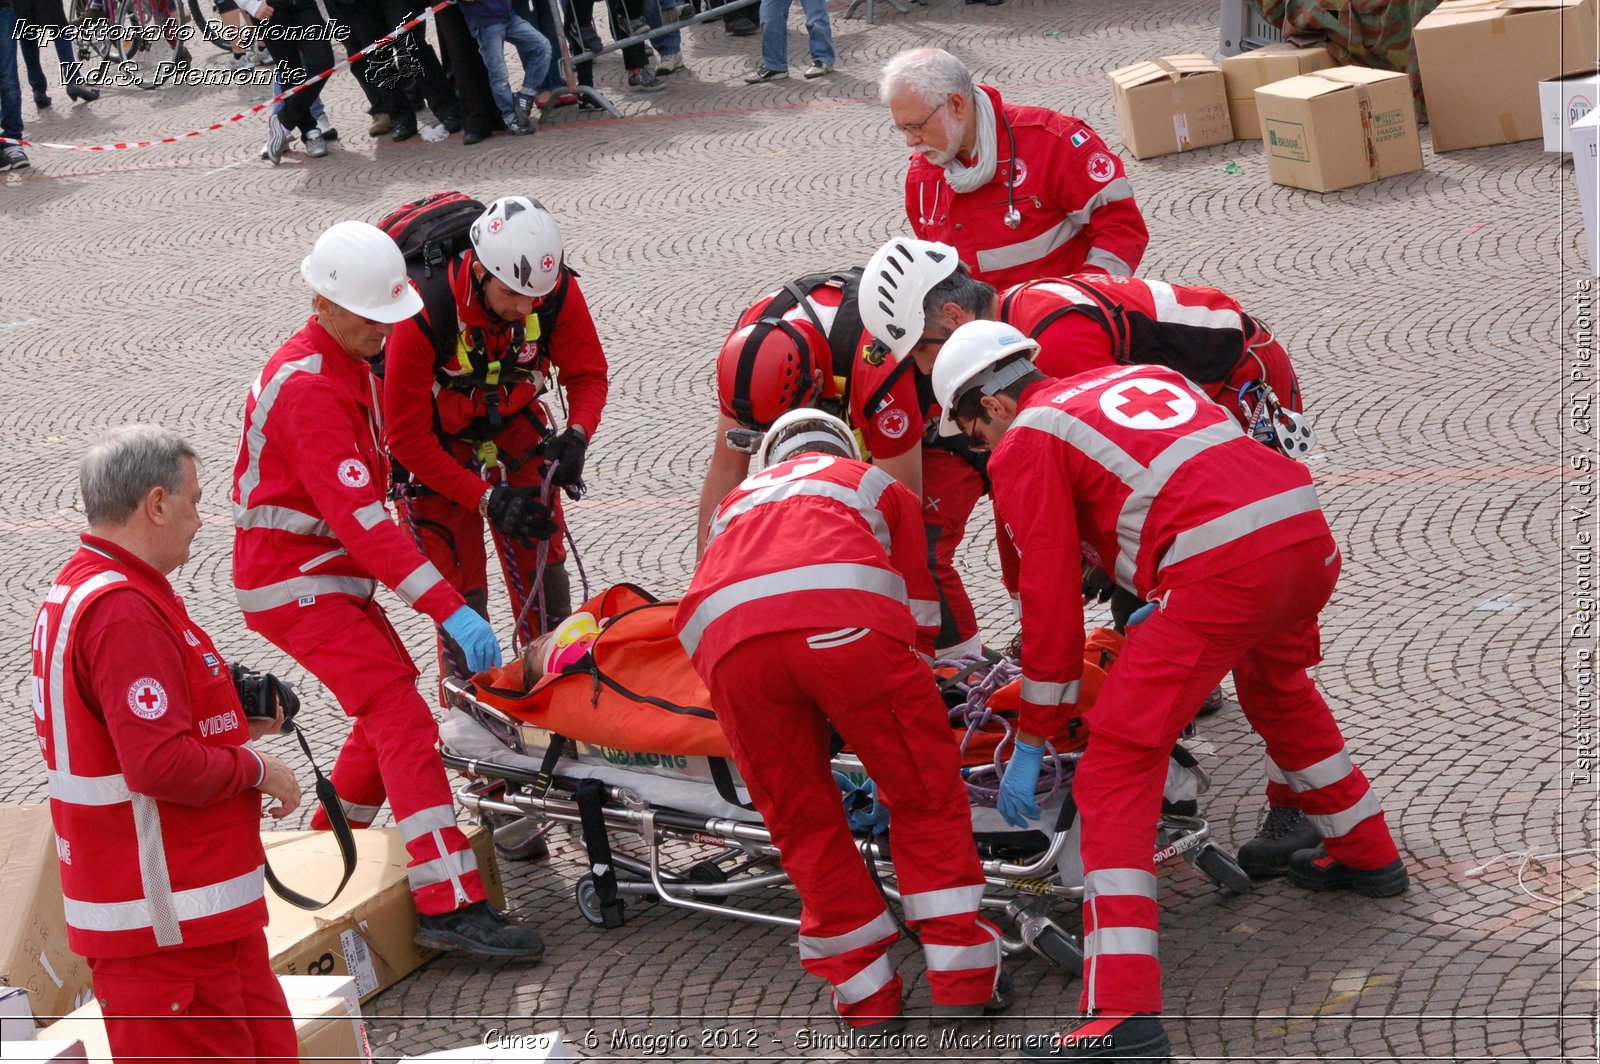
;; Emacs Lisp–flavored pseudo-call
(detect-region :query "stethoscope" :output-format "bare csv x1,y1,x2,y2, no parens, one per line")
916,109,1023,229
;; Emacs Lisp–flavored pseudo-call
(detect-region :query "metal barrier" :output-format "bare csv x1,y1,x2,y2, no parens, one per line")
543,0,758,117
1218,0,1284,57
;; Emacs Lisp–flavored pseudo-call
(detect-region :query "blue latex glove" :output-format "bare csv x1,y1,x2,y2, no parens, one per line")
997,740,1045,828
441,605,503,674
1126,602,1157,627
848,780,891,835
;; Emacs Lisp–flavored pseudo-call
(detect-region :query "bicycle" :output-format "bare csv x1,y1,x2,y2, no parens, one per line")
69,0,193,88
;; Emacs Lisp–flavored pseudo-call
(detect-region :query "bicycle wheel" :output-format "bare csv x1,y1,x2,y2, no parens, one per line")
120,0,192,89
188,0,237,52
67,0,118,63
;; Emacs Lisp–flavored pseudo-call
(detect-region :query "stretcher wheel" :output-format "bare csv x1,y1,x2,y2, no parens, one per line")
1030,924,1084,976
687,860,730,885
1194,844,1252,895
575,874,609,927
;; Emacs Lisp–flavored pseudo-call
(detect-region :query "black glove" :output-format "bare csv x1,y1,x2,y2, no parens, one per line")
1081,564,1116,605
540,427,588,488
485,485,559,545
230,663,300,733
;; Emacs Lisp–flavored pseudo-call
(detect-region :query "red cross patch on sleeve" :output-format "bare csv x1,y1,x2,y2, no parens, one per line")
128,678,169,720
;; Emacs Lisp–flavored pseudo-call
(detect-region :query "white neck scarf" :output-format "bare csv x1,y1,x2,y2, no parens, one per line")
942,89,998,195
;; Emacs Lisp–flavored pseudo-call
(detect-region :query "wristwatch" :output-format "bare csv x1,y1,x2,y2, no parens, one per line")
477,486,495,518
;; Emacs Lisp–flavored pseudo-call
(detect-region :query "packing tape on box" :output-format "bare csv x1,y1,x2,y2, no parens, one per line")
0,0,454,152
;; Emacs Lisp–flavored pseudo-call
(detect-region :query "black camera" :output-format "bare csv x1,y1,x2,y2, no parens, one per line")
231,663,300,734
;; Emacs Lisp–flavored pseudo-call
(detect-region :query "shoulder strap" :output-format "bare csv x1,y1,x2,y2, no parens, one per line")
263,723,358,910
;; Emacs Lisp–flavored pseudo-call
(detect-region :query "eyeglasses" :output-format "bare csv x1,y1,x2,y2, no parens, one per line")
893,101,945,137
913,330,950,352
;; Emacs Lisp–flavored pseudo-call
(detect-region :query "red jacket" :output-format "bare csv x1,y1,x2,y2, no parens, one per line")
735,278,922,461
1000,275,1271,397
990,367,1329,736
32,537,267,958
904,85,1149,287
231,317,462,624
677,456,941,668
383,252,610,512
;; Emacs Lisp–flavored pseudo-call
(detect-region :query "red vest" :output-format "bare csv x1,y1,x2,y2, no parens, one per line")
32,545,266,959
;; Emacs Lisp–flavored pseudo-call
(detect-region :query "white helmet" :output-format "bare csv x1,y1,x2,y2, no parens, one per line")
300,221,423,324
754,407,862,470
931,320,1040,437
470,196,564,297
859,237,961,362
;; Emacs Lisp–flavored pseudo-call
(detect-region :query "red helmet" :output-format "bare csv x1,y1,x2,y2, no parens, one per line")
716,316,829,430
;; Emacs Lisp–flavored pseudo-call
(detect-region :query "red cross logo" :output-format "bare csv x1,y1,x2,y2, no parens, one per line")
1101,377,1197,430
1087,151,1116,183
127,677,168,720
1116,385,1182,420
489,218,504,234
541,254,556,273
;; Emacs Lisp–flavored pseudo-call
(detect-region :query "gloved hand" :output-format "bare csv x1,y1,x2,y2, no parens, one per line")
1126,602,1157,628
848,780,891,835
484,485,558,546
1109,586,1145,632
441,605,503,674
997,740,1044,828
540,427,588,489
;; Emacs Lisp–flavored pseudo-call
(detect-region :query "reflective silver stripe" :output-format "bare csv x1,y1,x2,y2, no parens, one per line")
901,884,984,922
235,574,375,613
832,954,896,1005
798,910,898,960
47,769,130,807
806,627,872,650
131,793,180,947
1264,755,1288,785
1084,868,1157,901
924,939,1001,972
1083,247,1134,276
397,805,458,841
236,354,323,509
406,847,479,891
1161,485,1322,572
1020,677,1079,707
1273,749,1355,794
339,798,383,825
1307,790,1384,840
63,865,265,933
1146,279,1244,332
678,563,907,656
975,177,1136,276
909,599,941,627
1011,406,1240,589
353,501,390,531
709,468,895,553
1084,926,1159,959
395,561,446,607
937,631,984,659
298,547,348,573
48,572,128,777
233,504,332,538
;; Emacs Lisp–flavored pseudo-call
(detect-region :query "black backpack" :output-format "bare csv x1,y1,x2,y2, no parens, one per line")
375,191,486,366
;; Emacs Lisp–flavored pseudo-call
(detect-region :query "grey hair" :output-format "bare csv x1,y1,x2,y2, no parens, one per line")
80,425,197,527
879,47,975,107
924,262,996,320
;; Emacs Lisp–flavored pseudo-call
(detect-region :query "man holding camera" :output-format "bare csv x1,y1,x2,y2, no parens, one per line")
31,425,301,1060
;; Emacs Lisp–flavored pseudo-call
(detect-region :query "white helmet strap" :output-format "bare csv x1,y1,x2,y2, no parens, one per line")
956,356,1037,412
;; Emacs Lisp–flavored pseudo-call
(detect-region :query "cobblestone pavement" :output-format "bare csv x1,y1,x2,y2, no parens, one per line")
1,0,1594,1060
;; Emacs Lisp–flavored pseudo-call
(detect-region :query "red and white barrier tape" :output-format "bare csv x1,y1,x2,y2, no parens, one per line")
0,0,455,152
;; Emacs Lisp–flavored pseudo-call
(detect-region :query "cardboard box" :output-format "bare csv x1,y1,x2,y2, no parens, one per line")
1107,54,1234,158
1572,110,1600,273
2,986,35,1041
264,827,502,1004
1255,67,1424,192
2,1040,86,1062
1220,42,1335,139
0,806,93,1023
1542,71,1600,151
42,993,365,1064
401,1032,570,1062
1415,0,1599,152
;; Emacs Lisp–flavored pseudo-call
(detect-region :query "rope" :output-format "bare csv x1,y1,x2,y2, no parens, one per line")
935,653,1066,809
393,487,469,680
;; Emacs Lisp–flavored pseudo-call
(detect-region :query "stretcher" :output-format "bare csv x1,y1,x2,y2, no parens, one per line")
436,587,1251,974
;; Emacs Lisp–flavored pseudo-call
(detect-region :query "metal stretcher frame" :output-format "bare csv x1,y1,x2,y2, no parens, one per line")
439,678,1251,976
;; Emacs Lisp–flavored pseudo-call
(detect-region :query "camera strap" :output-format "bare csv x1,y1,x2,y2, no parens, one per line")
264,723,359,911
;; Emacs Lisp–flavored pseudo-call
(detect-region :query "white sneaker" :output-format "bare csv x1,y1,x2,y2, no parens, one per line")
225,51,253,71
303,128,328,157
655,52,684,75
251,46,273,66
802,60,833,79
263,114,289,164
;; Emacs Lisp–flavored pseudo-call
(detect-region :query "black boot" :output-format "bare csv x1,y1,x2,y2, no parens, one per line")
1237,805,1321,878
414,900,545,960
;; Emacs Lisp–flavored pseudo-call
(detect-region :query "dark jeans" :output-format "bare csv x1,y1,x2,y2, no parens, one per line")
321,0,387,114
432,2,498,135
14,0,77,91
568,0,647,72
0,6,24,140
374,0,457,122
260,0,334,134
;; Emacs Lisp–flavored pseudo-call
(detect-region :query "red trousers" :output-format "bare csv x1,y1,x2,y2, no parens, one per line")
1072,535,1399,1014
91,929,298,1064
248,596,486,916
706,628,1001,1026
921,449,986,656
